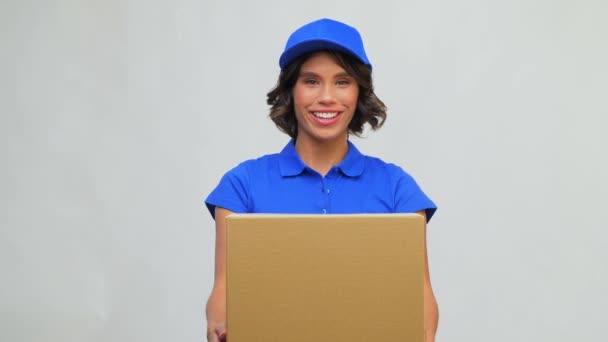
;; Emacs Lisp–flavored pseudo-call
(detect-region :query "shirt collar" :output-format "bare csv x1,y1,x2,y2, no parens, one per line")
278,140,365,177
337,141,365,177
278,140,307,176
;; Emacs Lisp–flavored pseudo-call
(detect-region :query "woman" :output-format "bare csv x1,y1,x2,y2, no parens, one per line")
205,18,438,342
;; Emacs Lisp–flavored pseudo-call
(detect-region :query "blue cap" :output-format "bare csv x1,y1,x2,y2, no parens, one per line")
279,18,371,70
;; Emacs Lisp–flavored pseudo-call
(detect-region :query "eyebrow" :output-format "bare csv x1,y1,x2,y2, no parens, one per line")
298,71,353,78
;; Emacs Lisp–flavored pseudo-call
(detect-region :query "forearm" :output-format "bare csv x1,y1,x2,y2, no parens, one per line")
206,286,227,342
208,207,229,323
424,284,438,342
206,286,226,322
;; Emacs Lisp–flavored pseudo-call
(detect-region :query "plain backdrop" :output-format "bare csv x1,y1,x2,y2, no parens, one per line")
1,0,607,341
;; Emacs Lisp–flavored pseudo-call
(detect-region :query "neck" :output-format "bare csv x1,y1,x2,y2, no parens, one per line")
294,135,349,176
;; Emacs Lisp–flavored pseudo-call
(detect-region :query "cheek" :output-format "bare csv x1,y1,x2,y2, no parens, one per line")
292,87,303,108
292,94,305,118
339,89,359,108
294,87,313,102
293,89,316,114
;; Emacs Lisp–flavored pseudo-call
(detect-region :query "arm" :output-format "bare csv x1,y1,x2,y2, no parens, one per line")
418,210,439,342
206,207,232,342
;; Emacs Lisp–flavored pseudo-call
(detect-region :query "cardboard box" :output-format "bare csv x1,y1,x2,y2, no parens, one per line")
226,214,424,342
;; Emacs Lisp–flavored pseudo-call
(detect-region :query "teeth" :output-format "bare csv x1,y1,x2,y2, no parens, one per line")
312,112,339,119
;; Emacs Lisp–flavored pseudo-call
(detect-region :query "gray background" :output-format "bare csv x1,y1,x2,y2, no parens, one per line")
2,0,607,341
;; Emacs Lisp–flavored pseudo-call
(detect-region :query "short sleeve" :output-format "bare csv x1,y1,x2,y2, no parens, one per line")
205,162,251,220
393,168,437,222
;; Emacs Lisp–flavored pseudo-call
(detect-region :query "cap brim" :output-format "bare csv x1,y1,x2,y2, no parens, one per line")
279,39,371,70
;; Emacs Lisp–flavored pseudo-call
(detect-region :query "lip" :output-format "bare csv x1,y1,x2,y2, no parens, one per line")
308,111,342,126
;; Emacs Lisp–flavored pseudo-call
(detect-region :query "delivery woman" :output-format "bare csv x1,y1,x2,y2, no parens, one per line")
205,18,439,342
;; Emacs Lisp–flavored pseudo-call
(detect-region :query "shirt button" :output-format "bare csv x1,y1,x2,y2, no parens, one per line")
322,209,327,214
326,189,330,194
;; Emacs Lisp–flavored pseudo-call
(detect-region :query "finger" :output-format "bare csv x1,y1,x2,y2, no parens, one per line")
216,323,226,340
207,330,219,342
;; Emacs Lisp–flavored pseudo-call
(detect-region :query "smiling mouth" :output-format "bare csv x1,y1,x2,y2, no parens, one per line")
311,111,340,119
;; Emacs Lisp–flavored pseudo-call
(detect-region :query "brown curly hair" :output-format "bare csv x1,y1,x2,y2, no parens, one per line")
267,50,387,139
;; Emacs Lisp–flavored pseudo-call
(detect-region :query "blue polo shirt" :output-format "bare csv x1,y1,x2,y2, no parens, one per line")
205,140,437,221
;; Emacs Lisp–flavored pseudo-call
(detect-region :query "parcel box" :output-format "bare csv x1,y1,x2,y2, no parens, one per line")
226,214,424,342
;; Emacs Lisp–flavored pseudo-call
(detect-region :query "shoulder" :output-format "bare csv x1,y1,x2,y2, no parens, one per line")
205,152,282,217
345,141,409,180
361,153,412,180
359,153,422,195
223,152,282,179
352,145,437,219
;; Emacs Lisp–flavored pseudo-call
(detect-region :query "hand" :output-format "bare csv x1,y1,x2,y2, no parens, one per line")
206,320,226,342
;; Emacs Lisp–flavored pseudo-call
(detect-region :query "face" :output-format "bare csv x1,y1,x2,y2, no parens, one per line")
292,51,359,144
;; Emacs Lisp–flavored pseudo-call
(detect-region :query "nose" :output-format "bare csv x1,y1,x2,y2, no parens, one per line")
317,83,337,105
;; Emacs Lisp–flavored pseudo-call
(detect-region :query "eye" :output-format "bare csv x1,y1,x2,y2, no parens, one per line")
304,79,319,85
336,79,352,86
